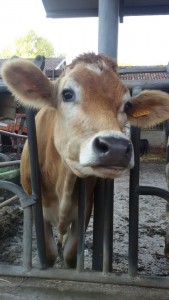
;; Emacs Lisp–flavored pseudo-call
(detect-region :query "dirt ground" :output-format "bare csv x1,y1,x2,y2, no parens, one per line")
1,151,169,276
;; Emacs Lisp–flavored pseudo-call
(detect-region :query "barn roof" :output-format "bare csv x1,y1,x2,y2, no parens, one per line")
119,65,169,81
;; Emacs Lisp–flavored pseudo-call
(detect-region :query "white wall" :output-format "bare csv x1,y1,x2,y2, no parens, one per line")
141,130,166,148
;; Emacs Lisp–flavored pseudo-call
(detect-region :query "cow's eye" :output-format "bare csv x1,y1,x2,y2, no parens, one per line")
124,101,132,114
62,89,75,102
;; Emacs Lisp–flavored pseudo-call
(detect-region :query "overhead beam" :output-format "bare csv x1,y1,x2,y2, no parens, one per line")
122,5,169,17
45,9,98,18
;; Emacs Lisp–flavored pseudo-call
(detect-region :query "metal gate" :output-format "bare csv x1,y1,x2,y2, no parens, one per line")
1,65,169,288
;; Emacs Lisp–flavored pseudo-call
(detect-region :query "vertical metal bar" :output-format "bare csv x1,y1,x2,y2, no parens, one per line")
92,179,105,270
98,0,119,58
76,179,86,271
25,108,47,269
23,206,33,271
103,179,114,273
128,86,142,276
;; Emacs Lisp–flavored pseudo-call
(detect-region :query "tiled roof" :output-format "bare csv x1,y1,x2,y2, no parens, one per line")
1,58,169,83
0,57,64,75
43,57,64,71
120,72,169,81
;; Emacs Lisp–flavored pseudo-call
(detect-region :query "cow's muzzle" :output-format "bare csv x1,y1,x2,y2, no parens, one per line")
92,135,132,167
80,131,134,169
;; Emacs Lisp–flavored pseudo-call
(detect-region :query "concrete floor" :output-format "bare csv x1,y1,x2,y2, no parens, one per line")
1,277,169,300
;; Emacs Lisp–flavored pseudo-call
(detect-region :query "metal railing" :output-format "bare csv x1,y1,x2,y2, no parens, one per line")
1,73,169,287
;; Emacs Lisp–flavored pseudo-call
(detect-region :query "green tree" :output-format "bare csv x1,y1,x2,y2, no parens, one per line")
0,30,55,58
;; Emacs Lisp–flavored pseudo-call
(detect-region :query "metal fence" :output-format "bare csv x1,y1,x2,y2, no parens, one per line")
1,75,169,288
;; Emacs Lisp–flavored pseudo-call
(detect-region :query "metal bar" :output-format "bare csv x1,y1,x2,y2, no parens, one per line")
45,9,98,19
25,108,47,269
122,5,169,17
138,186,169,203
0,195,19,208
0,160,20,167
103,179,114,273
128,86,142,276
119,66,167,74
26,56,47,269
128,126,140,276
123,80,169,91
0,129,27,139
98,0,119,58
92,179,105,271
0,180,27,199
1,265,169,289
0,180,33,270
76,179,86,271
23,206,33,271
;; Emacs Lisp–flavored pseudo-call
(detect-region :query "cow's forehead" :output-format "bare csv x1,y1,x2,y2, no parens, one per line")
61,62,128,110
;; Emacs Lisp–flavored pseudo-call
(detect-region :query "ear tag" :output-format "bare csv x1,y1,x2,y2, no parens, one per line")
132,110,150,118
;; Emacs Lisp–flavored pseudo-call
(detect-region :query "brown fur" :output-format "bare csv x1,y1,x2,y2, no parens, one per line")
2,53,169,267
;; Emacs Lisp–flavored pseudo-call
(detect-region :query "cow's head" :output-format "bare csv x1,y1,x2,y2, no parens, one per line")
2,53,169,178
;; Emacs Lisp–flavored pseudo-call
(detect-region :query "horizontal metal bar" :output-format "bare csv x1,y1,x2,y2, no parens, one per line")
123,79,169,90
119,66,167,74
123,5,169,17
0,130,27,139
0,160,20,167
1,265,169,289
46,9,98,18
137,186,169,203
0,195,19,208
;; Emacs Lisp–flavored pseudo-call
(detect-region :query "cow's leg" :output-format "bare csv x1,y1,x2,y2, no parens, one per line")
42,198,59,267
43,219,58,267
58,172,77,237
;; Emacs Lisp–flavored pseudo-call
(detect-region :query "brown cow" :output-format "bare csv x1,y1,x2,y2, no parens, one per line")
2,53,169,267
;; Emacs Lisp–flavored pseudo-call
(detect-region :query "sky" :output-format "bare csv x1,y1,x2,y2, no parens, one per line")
1,0,169,66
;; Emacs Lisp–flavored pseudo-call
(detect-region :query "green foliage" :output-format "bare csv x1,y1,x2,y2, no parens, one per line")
0,30,55,58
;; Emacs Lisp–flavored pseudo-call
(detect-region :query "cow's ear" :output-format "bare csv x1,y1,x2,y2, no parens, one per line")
127,90,169,128
1,59,56,109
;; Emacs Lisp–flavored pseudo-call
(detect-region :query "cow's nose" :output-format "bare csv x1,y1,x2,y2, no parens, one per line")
93,136,132,167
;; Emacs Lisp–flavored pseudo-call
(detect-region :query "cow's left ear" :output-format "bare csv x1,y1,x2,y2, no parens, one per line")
1,59,56,109
127,90,169,128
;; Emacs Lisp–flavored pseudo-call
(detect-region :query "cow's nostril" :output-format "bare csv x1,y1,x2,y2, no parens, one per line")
92,135,133,167
94,137,109,154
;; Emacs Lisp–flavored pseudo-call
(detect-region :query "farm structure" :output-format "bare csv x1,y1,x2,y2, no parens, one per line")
1,0,169,298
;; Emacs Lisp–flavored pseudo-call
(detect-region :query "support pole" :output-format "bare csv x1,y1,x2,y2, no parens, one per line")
77,179,86,271
98,0,119,58
128,87,142,276
97,0,119,273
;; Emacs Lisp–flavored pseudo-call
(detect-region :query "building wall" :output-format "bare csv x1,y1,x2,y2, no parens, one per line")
141,130,166,148
0,92,16,120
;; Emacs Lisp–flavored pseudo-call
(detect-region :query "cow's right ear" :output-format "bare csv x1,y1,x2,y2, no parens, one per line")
1,59,56,109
